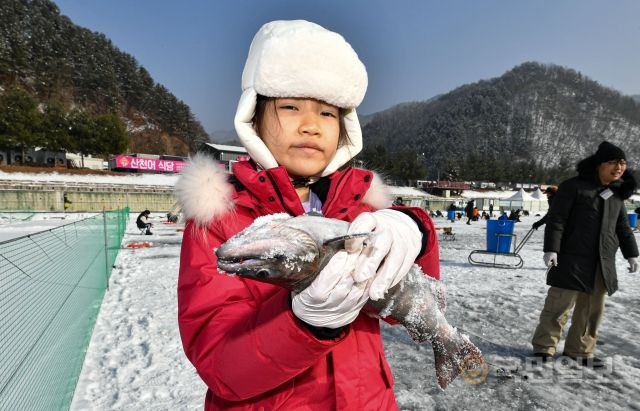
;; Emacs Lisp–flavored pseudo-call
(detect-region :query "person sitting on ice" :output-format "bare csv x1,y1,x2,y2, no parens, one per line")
136,210,153,235
166,202,181,223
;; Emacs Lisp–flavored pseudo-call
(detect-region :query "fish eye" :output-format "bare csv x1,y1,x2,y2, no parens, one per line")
256,269,270,279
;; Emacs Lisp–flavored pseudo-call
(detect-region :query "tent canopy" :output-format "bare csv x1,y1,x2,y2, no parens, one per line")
530,188,545,200
503,188,535,201
499,188,547,212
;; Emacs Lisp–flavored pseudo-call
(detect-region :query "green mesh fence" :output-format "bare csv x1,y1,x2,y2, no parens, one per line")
0,208,128,410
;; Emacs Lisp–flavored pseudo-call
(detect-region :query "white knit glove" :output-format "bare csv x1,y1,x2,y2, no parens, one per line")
292,251,370,329
543,252,558,268
346,209,422,301
628,257,638,273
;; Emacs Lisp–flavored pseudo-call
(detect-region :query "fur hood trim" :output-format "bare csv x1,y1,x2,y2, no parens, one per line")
362,171,392,210
175,155,392,225
174,154,234,227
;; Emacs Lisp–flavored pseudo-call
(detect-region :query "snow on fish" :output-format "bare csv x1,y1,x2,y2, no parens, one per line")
216,213,485,389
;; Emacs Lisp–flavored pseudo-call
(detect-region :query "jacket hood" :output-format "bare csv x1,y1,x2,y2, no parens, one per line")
175,154,391,226
613,170,638,200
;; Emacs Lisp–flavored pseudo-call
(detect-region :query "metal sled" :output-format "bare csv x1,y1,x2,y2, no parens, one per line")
468,228,535,269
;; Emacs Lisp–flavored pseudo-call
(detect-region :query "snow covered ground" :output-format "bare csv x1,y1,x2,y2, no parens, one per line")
69,213,640,410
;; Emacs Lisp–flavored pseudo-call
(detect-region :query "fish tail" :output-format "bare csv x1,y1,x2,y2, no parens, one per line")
433,332,485,389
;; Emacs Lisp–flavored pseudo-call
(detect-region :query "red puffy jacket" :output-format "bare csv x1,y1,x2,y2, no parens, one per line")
178,160,440,410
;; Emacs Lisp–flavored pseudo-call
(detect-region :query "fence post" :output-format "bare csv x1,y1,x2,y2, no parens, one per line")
102,209,110,290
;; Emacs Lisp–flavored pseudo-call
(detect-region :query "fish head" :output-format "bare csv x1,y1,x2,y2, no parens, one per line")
216,214,323,291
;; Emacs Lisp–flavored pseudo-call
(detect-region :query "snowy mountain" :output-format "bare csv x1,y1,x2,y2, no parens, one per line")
361,62,640,182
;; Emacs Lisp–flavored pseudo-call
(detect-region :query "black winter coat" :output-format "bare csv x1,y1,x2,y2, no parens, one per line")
544,169,638,295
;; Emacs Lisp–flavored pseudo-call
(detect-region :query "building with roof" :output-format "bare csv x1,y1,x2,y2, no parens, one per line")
200,143,250,172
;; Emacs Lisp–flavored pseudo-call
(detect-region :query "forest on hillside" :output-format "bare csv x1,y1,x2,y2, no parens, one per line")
0,0,208,157
357,62,640,185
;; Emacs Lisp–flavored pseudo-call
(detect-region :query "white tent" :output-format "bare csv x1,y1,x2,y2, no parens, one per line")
499,188,547,212
530,188,545,200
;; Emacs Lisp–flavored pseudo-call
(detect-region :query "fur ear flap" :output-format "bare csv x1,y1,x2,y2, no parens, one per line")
174,154,234,226
361,171,392,209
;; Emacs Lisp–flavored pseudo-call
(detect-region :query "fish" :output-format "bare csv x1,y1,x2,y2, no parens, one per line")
216,213,485,389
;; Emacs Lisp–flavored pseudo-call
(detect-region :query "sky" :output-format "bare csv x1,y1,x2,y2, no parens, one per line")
53,0,640,138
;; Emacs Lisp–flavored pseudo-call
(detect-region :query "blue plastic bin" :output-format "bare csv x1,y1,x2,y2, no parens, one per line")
486,219,515,253
629,213,638,229
447,210,456,222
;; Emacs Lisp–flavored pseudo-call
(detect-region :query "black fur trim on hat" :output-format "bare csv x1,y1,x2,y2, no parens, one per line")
618,170,637,200
576,155,598,176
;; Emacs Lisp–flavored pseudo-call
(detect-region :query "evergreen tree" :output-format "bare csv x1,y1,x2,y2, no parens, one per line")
39,100,70,151
67,110,95,166
93,112,130,157
0,0,209,155
0,87,41,160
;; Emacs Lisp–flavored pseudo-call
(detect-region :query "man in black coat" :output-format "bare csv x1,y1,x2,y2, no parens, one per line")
531,141,638,367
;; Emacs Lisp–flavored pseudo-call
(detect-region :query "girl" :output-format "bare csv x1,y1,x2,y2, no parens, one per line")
176,20,440,410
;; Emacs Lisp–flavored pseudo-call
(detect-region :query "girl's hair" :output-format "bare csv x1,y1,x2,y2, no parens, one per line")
252,94,352,148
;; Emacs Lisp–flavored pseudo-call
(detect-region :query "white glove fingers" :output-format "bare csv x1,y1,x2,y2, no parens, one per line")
306,251,349,302
370,230,421,299
345,213,377,253
352,231,392,282
351,251,377,282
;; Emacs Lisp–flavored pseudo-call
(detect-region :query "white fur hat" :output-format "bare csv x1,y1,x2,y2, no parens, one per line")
234,20,368,176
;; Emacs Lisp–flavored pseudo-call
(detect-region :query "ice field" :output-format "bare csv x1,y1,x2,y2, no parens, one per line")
58,213,640,410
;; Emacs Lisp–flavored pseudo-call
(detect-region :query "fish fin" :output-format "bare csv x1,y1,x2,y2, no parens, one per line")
433,333,485,389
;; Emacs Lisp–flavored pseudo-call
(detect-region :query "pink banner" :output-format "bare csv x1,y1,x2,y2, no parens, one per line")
114,155,187,173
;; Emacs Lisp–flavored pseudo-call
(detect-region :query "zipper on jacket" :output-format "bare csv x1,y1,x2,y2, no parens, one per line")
321,168,352,214
266,172,298,216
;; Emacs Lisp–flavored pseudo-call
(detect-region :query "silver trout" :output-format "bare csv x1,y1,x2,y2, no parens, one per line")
216,213,484,389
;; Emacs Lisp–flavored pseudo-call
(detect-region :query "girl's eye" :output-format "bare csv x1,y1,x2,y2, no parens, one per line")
321,111,338,118
279,105,298,111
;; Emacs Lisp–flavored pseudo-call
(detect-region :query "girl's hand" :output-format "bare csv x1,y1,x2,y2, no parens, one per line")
292,251,370,329
346,210,422,300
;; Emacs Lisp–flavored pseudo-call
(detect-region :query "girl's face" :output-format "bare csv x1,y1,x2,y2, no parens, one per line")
258,98,340,178
597,159,627,185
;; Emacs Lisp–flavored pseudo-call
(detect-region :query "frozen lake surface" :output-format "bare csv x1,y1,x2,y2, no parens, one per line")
69,214,640,410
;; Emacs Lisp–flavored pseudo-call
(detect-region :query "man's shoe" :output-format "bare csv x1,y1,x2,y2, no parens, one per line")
530,352,553,365
562,353,605,369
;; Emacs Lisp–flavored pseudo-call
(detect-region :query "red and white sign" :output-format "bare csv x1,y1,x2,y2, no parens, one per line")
114,155,187,173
